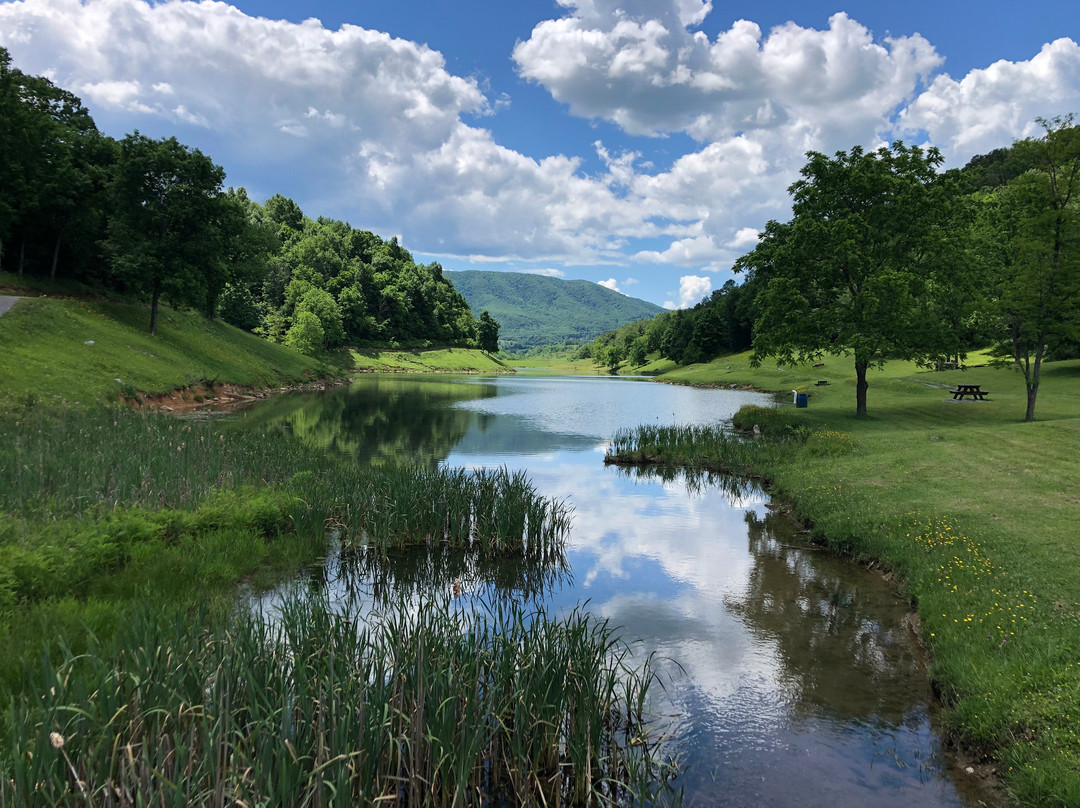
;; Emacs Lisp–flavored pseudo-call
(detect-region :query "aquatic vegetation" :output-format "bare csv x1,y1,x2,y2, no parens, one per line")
605,423,788,477
0,406,324,520
330,465,573,559
0,408,572,606
2,593,681,807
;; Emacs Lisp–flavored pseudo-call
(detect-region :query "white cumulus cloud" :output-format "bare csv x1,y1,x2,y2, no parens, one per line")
1,0,1074,293
663,275,712,309
598,277,622,292
728,227,760,249
899,37,1080,163
514,5,942,147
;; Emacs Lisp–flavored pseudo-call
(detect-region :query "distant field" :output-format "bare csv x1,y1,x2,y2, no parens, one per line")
345,347,512,374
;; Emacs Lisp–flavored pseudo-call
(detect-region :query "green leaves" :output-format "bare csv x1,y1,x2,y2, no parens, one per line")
977,115,1080,419
105,133,227,333
478,309,500,353
738,142,964,414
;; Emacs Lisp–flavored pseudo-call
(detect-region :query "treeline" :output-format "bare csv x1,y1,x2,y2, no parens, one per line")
0,48,493,354
577,278,757,369
583,118,1079,420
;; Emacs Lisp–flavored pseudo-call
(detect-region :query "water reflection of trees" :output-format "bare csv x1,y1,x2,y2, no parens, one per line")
303,544,572,608
609,463,760,503
729,510,927,725
234,377,499,466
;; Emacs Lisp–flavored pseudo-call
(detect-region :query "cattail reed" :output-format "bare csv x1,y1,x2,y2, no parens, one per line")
335,465,572,559
605,423,787,477
2,593,681,807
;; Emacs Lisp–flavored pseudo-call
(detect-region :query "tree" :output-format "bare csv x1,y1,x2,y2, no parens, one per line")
981,116,1080,421
294,287,345,349
736,142,962,416
105,133,226,334
601,343,623,372
477,310,500,353
284,310,325,356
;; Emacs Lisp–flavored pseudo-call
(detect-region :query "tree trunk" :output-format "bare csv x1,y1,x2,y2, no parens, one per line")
50,231,63,281
1025,346,1044,422
18,237,25,276
0,234,4,272
855,360,869,417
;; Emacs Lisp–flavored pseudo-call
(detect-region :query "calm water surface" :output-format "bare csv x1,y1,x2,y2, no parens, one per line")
241,373,994,808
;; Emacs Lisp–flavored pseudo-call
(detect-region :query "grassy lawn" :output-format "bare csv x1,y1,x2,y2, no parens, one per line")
340,346,512,373
654,352,1080,806
0,296,328,408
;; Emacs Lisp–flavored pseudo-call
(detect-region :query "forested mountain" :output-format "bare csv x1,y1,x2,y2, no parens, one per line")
447,270,664,353
0,48,482,355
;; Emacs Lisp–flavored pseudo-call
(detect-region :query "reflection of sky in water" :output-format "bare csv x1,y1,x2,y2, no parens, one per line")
451,374,762,448
266,375,987,808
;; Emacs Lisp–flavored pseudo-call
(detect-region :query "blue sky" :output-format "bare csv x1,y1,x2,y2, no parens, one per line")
2,0,1077,308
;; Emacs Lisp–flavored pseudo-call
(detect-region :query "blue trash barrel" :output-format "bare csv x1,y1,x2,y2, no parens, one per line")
796,393,808,408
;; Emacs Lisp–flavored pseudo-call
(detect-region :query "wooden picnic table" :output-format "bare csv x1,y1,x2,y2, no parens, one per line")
950,383,989,401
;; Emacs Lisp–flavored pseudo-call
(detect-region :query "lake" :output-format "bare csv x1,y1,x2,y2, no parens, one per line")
239,372,995,807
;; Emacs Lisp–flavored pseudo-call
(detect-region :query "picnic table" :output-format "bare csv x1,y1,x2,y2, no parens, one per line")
950,383,989,401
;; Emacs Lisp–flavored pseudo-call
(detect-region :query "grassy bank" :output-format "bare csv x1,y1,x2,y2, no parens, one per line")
0,295,330,409
0,289,514,413
621,351,1080,806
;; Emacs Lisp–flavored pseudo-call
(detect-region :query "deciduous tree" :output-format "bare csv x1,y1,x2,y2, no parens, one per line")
736,142,962,416
981,116,1080,421
106,133,226,334
477,310,500,353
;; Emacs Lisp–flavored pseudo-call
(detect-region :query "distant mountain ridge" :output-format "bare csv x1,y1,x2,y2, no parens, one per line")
447,270,664,353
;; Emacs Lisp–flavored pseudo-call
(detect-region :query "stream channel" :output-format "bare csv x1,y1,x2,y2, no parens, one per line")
232,372,998,808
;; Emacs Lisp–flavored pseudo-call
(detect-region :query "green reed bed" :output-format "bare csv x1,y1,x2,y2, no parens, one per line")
2,593,680,808
605,423,790,478
0,406,572,608
0,406,323,520
0,407,574,728
332,466,573,560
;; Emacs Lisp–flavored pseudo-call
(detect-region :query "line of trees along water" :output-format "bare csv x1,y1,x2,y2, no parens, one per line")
0,48,496,354
584,119,1080,421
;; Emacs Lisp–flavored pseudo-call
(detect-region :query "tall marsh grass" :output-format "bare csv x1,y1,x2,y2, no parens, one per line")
2,592,680,807
0,406,320,519
329,465,573,559
0,408,573,609
605,423,786,478
605,407,852,477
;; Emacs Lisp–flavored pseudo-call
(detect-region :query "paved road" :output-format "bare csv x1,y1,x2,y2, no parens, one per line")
0,295,19,317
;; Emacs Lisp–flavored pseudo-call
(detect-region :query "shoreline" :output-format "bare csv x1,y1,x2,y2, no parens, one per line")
619,376,1019,804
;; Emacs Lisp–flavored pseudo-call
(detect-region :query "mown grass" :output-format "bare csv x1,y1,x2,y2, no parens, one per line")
3,592,678,807
340,347,512,374
0,296,328,409
630,350,1080,807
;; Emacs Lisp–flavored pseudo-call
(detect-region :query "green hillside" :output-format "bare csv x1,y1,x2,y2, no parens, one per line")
447,270,664,353
0,295,331,408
